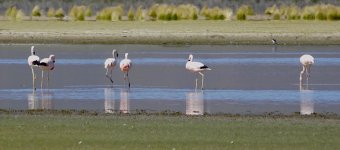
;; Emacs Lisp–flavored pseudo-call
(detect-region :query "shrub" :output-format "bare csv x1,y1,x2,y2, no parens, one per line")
171,10,178,20
16,9,25,21
111,5,124,21
273,10,281,20
201,6,231,20
176,4,198,20
287,5,301,20
326,5,338,20
55,8,65,20
279,4,288,16
223,8,233,20
156,4,171,20
135,6,145,21
265,4,300,20
5,6,18,20
148,4,158,20
241,5,254,15
236,11,246,20
32,5,41,17
96,7,112,20
5,6,13,17
47,8,55,18
236,5,254,20
265,4,277,15
96,6,124,21
302,6,315,20
128,7,134,21
315,5,327,20
69,5,86,21
85,7,92,17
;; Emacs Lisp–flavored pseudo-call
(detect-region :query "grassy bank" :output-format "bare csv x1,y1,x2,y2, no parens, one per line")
0,114,340,149
0,20,339,45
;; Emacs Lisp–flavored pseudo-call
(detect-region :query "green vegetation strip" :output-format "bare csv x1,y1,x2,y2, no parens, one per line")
0,114,339,150
0,20,339,45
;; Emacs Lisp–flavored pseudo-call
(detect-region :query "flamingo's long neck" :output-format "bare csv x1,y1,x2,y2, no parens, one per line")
31,46,35,55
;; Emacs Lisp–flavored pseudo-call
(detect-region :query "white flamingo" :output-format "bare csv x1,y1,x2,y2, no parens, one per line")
27,46,40,90
104,49,118,85
186,54,211,90
120,53,132,88
40,54,56,89
299,54,314,84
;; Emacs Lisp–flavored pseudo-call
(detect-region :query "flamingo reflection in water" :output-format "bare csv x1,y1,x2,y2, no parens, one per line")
27,90,52,110
120,89,130,114
186,91,204,115
104,88,115,113
300,81,314,115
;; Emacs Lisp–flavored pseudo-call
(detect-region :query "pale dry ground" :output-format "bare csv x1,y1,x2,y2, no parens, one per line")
0,20,339,44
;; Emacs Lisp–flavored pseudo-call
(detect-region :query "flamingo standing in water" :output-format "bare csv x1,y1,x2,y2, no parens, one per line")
104,49,118,85
27,46,40,90
186,54,211,90
120,53,132,88
40,54,56,89
299,54,314,84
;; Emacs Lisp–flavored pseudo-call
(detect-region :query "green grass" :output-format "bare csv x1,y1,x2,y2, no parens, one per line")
0,20,338,33
0,20,338,44
0,114,339,149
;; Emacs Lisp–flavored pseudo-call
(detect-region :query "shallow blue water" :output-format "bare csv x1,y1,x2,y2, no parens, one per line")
0,87,339,114
0,87,340,102
1,57,340,66
1,44,340,114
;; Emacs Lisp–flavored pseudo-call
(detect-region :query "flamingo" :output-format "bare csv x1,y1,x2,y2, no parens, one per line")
27,46,40,90
120,53,132,88
186,54,211,90
104,49,118,85
40,54,56,89
299,54,314,84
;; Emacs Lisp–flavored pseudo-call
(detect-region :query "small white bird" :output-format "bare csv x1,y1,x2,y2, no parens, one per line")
104,49,118,85
120,53,132,88
27,46,40,90
299,54,314,84
186,54,211,90
40,54,56,89
271,38,277,45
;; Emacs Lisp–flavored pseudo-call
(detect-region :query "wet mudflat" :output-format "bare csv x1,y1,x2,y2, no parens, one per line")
0,44,340,115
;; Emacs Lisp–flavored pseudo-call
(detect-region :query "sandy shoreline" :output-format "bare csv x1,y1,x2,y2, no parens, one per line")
0,31,339,45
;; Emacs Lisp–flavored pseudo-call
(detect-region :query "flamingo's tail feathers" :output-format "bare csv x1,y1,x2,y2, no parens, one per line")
39,62,48,66
32,60,40,66
200,65,211,70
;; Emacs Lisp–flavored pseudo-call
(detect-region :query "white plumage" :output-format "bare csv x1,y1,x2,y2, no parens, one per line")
271,38,277,45
186,54,211,90
27,46,40,90
40,54,56,89
104,49,118,84
28,46,40,66
120,53,132,88
299,54,314,83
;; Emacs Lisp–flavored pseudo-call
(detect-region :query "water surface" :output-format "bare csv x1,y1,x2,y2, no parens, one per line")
1,44,340,114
